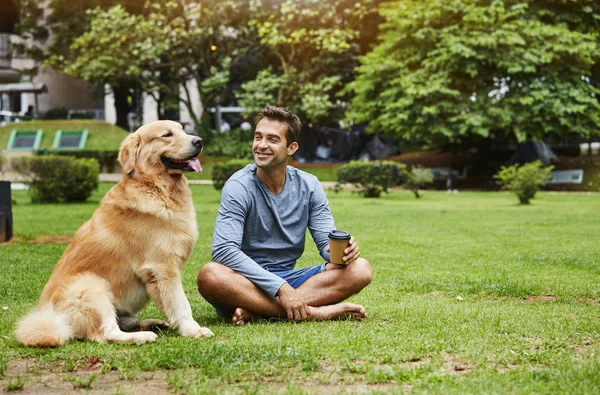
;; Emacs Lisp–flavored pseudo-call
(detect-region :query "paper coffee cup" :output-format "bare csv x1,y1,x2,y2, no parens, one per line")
328,230,351,265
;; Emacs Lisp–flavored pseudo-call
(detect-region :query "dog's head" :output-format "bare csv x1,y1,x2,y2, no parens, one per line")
119,120,203,176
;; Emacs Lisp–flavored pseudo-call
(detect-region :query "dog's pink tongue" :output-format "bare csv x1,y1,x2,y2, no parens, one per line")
187,159,202,173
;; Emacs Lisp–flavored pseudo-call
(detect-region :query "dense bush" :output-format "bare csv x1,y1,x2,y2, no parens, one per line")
68,110,96,120
403,167,434,198
494,161,553,204
337,160,406,198
38,150,119,172
41,107,69,120
212,159,251,191
203,128,253,159
11,156,99,203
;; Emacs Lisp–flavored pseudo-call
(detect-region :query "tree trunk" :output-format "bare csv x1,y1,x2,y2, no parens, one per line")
113,86,132,131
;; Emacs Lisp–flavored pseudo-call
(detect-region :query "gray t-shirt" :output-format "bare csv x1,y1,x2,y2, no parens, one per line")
212,164,335,297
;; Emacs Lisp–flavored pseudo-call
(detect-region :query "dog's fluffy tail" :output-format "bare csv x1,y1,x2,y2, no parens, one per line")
15,304,74,347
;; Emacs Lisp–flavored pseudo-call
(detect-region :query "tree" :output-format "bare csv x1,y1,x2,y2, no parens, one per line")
345,0,600,144
236,0,380,125
47,1,253,130
16,0,146,129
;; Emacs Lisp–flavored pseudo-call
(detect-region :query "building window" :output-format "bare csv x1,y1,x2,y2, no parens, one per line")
6,129,43,150
52,130,88,150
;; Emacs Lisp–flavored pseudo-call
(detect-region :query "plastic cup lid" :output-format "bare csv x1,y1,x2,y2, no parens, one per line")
328,230,350,240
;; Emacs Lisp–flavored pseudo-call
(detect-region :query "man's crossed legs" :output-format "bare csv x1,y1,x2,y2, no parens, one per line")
196,258,372,325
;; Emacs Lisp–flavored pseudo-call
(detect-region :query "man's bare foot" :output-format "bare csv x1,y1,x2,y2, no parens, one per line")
309,303,367,321
232,307,253,326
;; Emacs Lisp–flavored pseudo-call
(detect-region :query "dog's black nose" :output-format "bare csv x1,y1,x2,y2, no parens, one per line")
192,137,203,148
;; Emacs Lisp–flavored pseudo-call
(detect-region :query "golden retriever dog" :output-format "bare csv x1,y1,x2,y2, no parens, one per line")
15,120,214,347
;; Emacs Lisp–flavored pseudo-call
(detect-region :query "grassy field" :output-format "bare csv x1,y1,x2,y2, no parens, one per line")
1,185,600,394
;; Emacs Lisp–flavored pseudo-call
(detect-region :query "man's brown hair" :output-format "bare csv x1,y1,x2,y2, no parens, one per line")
255,106,301,146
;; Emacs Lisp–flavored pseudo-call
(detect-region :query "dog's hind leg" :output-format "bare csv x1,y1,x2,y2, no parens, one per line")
138,319,170,332
117,313,140,332
56,273,157,344
101,315,157,344
117,312,169,332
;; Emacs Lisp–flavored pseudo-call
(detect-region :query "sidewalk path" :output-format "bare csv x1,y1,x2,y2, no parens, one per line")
3,171,357,191
99,173,342,189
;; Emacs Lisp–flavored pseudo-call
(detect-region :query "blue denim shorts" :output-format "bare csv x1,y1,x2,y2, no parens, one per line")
211,263,327,317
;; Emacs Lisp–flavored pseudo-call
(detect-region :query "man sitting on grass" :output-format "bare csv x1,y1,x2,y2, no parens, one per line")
197,106,372,325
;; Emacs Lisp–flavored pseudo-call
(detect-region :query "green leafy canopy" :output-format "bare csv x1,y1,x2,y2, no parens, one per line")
346,0,600,143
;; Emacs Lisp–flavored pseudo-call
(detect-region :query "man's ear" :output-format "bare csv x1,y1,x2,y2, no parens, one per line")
118,133,141,174
287,141,299,156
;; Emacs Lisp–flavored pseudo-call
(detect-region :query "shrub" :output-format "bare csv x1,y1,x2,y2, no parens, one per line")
41,107,69,120
337,160,406,198
203,128,253,159
212,159,251,191
68,110,96,120
494,160,553,204
11,156,99,203
39,150,119,172
403,167,434,198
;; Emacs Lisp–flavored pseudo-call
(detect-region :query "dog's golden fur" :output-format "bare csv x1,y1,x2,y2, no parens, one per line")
15,120,213,347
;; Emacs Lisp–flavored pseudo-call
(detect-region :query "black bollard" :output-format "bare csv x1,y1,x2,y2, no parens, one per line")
0,181,13,242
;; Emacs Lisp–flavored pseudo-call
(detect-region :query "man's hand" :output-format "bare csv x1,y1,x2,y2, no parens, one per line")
277,283,311,321
326,236,360,268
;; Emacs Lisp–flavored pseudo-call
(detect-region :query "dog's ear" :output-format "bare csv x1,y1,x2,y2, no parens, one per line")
119,133,141,174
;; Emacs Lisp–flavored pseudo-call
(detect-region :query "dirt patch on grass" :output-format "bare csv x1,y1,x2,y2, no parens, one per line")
2,236,72,244
441,353,474,375
29,236,72,244
523,295,556,303
572,297,597,304
0,359,169,394
494,363,519,372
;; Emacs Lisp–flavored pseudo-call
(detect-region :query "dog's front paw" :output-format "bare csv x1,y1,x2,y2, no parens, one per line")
132,331,158,344
196,327,214,338
179,321,214,338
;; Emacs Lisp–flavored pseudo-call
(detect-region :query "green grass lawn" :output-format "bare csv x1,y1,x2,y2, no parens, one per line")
1,185,600,393
0,120,129,151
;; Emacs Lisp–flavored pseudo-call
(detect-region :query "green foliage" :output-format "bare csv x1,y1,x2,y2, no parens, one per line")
235,67,284,115
65,374,96,389
41,150,119,172
236,0,379,124
11,156,99,203
336,160,406,197
494,160,553,204
0,153,4,173
46,1,253,126
211,159,251,191
4,377,24,392
203,128,254,160
41,107,69,120
346,0,600,143
403,167,434,198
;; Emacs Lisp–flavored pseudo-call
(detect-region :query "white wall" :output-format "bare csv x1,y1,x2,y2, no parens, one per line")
104,85,116,124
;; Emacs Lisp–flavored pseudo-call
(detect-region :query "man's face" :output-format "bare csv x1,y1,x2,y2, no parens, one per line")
252,118,298,171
